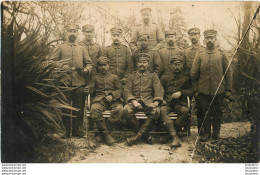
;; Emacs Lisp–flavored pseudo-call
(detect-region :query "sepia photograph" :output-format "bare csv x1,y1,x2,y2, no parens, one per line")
1,1,259,166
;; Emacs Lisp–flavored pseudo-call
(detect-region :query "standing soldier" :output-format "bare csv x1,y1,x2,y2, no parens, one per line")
79,24,102,76
102,27,133,84
123,53,164,146
158,30,184,75
50,23,93,138
184,27,204,75
184,27,204,134
130,7,165,52
132,34,163,76
85,57,123,146
160,56,193,148
191,29,232,141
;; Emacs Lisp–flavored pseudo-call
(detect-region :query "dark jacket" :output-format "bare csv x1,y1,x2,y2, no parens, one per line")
79,40,102,76
157,46,184,75
160,71,192,106
87,72,122,103
132,47,163,76
50,42,93,86
190,47,233,95
124,71,164,106
102,42,134,80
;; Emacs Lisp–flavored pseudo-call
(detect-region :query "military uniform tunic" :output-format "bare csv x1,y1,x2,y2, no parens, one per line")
157,46,184,75
79,40,102,76
130,22,165,50
102,42,134,80
184,44,204,74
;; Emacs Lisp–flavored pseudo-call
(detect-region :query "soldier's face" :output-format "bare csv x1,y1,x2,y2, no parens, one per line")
166,35,176,45
83,31,94,40
67,29,78,42
204,36,216,49
139,38,148,48
111,33,121,44
170,62,183,73
97,63,110,73
137,59,149,71
142,13,151,24
189,33,200,44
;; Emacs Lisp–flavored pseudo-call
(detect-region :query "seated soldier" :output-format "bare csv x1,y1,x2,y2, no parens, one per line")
160,56,193,147
123,53,164,146
85,56,123,146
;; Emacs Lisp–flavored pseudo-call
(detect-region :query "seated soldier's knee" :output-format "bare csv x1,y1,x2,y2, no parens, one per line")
90,103,103,120
152,107,161,120
115,105,124,113
123,104,134,116
179,106,189,116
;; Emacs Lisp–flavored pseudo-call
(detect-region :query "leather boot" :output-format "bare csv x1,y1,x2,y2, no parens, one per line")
126,118,155,146
96,120,115,146
199,133,211,142
164,120,181,148
212,119,221,140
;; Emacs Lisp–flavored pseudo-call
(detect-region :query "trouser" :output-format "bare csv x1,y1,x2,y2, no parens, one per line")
90,99,124,123
123,101,160,133
62,86,85,137
196,94,224,137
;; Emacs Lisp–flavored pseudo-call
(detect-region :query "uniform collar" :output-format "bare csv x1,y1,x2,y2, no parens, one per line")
112,42,122,48
143,21,151,26
191,43,201,50
169,71,182,78
167,45,176,50
136,70,149,76
98,71,111,77
66,41,78,46
205,47,217,54
83,40,94,46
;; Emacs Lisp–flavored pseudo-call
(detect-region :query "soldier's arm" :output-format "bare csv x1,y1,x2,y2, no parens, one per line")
109,75,122,100
125,47,134,75
130,28,138,52
154,51,163,77
180,77,193,97
152,73,164,104
83,47,93,73
190,52,201,93
85,77,95,95
154,25,165,50
101,47,108,57
223,52,233,92
123,74,136,103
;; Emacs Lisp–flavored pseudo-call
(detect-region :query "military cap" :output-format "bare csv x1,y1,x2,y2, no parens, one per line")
97,56,110,65
165,30,176,37
140,7,152,14
169,55,183,64
203,29,217,37
65,23,80,31
137,34,149,41
110,27,123,34
188,27,200,35
136,53,151,62
82,24,95,32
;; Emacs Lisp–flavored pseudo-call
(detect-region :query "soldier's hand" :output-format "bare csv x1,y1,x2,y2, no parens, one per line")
172,91,181,99
132,100,142,110
149,101,159,108
225,91,232,97
84,86,92,95
62,65,71,72
83,67,89,73
105,95,113,102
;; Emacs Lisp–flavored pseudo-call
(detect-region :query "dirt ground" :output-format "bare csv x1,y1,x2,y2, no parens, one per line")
67,122,251,163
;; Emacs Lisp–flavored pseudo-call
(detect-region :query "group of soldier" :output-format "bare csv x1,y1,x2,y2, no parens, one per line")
50,7,233,148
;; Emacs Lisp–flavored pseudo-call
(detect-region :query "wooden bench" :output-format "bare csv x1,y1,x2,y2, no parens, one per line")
85,95,191,136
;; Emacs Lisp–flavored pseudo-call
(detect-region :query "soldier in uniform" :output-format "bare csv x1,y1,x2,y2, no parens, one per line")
102,27,134,84
184,27,204,74
79,24,102,76
84,57,123,146
123,53,164,146
184,27,204,134
132,34,163,76
130,7,165,52
191,29,232,141
160,56,193,147
50,23,93,138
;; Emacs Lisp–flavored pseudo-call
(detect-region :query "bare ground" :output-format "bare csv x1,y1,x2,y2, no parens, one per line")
66,122,251,163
